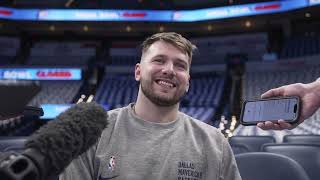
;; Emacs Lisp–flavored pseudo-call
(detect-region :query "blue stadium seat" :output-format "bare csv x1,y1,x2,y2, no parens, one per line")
230,143,250,155
283,135,320,144
262,143,320,180
281,36,320,58
28,81,83,106
236,152,310,180
0,136,27,152
229,136,275,152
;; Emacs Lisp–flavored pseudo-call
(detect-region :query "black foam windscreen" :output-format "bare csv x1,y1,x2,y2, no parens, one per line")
24,102,108,176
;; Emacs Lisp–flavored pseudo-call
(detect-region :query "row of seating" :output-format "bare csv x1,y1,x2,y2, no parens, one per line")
0,116,23,136
110,56,139,65
236,152,311,180
184,76,224,107
191,33,268,63
229,135,320,153
180,107,216,124
28,81,83,107
243,65,320,99
281,35,320,59
94,75,138,107
27,41,95,66
95,73,225,107
235,144,320,180
229,135,320,180
0,117,36,136
94,72,225,124
0,37,20,65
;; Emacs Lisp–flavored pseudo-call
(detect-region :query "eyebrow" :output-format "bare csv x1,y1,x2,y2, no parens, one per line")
152,54,166,59
152,54,188,66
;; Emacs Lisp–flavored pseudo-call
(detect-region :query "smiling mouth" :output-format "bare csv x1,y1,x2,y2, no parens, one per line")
155,79,176,88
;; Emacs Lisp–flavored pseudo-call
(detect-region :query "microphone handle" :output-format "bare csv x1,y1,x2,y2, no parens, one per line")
0,150,41,180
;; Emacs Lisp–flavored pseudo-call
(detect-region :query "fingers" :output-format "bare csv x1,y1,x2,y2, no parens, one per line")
261,87,285,99
278,120,294,130
257,122,267,129
257,121,280,130
257,120,294,130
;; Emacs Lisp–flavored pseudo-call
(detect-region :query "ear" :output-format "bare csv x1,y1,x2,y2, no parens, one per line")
135,63,141,81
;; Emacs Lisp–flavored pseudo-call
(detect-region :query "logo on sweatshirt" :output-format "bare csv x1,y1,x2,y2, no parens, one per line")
177,161,203,180
108,156,116,171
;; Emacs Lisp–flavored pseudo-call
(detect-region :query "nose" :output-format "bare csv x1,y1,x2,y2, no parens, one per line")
162,62,175,76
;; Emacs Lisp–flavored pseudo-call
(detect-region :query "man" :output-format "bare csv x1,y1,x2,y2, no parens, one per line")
257,79,320,130
60,32,241,180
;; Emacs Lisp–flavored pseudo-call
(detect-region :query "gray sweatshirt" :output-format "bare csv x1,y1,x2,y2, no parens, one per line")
59,104,242,180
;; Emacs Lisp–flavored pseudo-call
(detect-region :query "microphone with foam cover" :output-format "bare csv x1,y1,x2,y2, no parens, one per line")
0,102,108,180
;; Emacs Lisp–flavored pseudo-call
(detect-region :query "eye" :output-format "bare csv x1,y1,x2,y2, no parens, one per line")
153,58,164,64
176,63,187,70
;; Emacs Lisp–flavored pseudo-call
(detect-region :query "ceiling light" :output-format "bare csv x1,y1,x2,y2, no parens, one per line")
65,0,74,7
305,12,311,18
126,25,132,32
159,26,164,32
83,25,89,31
49,25,55,31
245,21,251,27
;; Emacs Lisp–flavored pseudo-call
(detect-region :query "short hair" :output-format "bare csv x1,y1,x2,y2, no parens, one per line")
141,32,197,64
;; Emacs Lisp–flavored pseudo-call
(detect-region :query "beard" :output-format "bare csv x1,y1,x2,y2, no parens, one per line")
140,77,186,107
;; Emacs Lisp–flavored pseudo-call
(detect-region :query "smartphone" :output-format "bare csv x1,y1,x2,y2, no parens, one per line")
240,96,300,126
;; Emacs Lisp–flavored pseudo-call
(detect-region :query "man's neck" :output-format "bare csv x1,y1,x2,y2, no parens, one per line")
134,91,179,123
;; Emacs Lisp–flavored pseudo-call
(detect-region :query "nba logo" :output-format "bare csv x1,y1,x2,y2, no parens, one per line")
108,156,116,171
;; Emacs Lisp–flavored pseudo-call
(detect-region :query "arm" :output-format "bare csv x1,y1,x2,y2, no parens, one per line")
219,137,242,180
257,80,320,130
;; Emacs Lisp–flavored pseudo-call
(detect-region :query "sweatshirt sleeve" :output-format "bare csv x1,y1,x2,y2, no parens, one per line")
219,136,242,180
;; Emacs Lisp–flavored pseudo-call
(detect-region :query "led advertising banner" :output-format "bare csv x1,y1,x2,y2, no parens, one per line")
309,0,320,5
0,0,314,22
37,9,173,21
0,7,38,20
173,0,308,22
41,104,72,119
0,68,82,80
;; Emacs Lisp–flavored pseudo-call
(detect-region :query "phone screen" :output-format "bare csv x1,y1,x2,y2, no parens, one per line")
242,98,298,123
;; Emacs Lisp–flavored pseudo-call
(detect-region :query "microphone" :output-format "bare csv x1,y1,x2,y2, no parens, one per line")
0,102,108,180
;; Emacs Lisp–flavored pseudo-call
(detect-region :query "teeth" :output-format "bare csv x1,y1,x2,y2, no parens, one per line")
158,80,174,87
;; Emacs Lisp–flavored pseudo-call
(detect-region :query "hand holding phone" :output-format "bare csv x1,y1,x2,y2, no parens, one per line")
240,96,300,126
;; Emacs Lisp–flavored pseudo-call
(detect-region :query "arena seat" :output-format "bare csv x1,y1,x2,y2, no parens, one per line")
236,152,310,180
263,143,320,180
230,143,250,155
0,136,27,152
283,135,320,144
228,136,275,152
